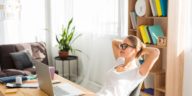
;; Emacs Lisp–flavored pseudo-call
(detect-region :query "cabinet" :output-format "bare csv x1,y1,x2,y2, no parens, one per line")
128,0,168,96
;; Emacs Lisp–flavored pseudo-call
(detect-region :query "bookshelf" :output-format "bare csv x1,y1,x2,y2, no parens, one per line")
128,0,168,96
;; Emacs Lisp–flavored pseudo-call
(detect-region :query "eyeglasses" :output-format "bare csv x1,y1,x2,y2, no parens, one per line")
119,43,136,50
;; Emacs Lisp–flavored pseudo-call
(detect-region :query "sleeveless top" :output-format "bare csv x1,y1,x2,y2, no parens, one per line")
96,60,147,96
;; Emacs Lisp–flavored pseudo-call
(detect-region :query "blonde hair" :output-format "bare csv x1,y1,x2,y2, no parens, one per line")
126,35,146,58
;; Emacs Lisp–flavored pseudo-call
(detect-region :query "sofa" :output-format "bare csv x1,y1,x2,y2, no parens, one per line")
0,42,49,77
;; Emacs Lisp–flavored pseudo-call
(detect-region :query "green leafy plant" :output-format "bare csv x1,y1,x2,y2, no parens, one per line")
56,18,82,54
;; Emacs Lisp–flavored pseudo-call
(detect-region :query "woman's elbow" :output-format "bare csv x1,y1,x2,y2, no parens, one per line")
153,48,160,58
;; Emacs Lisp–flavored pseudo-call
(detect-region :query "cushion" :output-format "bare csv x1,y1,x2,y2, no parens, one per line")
0,69,30,78
10,50,33,70
24,67,36,75
3,69,28,76
0,44,17,69
31,42,48,65
15,43,33,56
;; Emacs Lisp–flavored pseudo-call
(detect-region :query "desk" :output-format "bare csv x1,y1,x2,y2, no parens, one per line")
0,74,95,96
54,56,78,80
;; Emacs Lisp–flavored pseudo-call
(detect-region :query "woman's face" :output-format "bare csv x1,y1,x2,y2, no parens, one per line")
119,38,137,60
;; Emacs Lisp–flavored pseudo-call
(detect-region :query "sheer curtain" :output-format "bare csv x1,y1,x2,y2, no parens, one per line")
73,0,118,91
73,0,129,92
182,0,192,95
50,0,128,92
0,0,46,44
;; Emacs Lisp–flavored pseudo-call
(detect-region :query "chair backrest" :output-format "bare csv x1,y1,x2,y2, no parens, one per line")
130,59,143,96
129,82,143,96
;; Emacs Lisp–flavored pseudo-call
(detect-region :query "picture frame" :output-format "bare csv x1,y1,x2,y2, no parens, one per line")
157,36,167,46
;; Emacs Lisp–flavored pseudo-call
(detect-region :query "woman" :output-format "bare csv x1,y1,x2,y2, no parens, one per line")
97,35,160,96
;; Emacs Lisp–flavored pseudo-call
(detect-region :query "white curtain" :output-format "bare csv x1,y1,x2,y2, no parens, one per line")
50,0,128,92
73,0,129,92
182,0,192,95
73,0,119,91
0,0,46,44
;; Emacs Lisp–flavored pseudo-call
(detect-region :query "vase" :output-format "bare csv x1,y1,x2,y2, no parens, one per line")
59,51,69,59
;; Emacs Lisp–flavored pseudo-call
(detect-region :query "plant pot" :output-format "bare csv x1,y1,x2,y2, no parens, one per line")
59,51,69,59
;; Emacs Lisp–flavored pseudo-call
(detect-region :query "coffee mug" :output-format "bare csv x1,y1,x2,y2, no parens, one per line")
49,66,55,80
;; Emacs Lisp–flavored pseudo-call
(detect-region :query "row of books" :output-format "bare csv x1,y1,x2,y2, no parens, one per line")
149,0,168,17
139,25,164,44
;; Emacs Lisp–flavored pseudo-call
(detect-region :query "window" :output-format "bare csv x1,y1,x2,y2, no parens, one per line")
1,0,46,44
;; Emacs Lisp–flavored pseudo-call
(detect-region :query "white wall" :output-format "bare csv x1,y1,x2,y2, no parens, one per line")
183,54,192,96
182,0,192,96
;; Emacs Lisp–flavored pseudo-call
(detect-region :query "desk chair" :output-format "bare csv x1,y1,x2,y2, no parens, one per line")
130,82,143,96
129,59,144,96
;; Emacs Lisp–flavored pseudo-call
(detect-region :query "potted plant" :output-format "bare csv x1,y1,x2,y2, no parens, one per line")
56,18,81,58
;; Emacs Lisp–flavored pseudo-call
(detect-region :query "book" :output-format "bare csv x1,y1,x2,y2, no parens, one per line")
153,0,158,17
139,25,150,44
6,83,39,88
160,0,168,16
133,12,137,29
130,12,137,29
155,0,162,16
143,25,151,43
148,25,164,44
130,12,135,29
149,0,157,16
147,26,154,44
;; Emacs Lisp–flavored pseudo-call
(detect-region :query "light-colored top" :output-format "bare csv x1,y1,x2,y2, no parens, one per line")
97,60,147,96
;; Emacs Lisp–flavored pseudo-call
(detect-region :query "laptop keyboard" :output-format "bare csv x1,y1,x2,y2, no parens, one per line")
53,83,84,96
53,86,69,96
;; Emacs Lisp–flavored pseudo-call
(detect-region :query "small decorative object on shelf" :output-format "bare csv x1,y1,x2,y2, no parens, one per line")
157,36,167,46
135,0,146,17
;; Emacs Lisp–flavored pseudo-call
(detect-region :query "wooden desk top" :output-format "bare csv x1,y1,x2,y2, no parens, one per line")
0,74,95,96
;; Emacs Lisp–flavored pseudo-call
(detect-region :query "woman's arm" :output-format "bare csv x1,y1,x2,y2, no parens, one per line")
112,39,122,59
139,47,160,76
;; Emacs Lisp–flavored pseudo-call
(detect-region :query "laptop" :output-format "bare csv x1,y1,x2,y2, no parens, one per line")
35,62,84,96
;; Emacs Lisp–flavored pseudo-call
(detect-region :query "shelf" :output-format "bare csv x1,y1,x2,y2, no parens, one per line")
138,16,168,20
150,70,165,75
156,86,166,93
128,28,137,31
129,0,168,95
146,44,167,48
